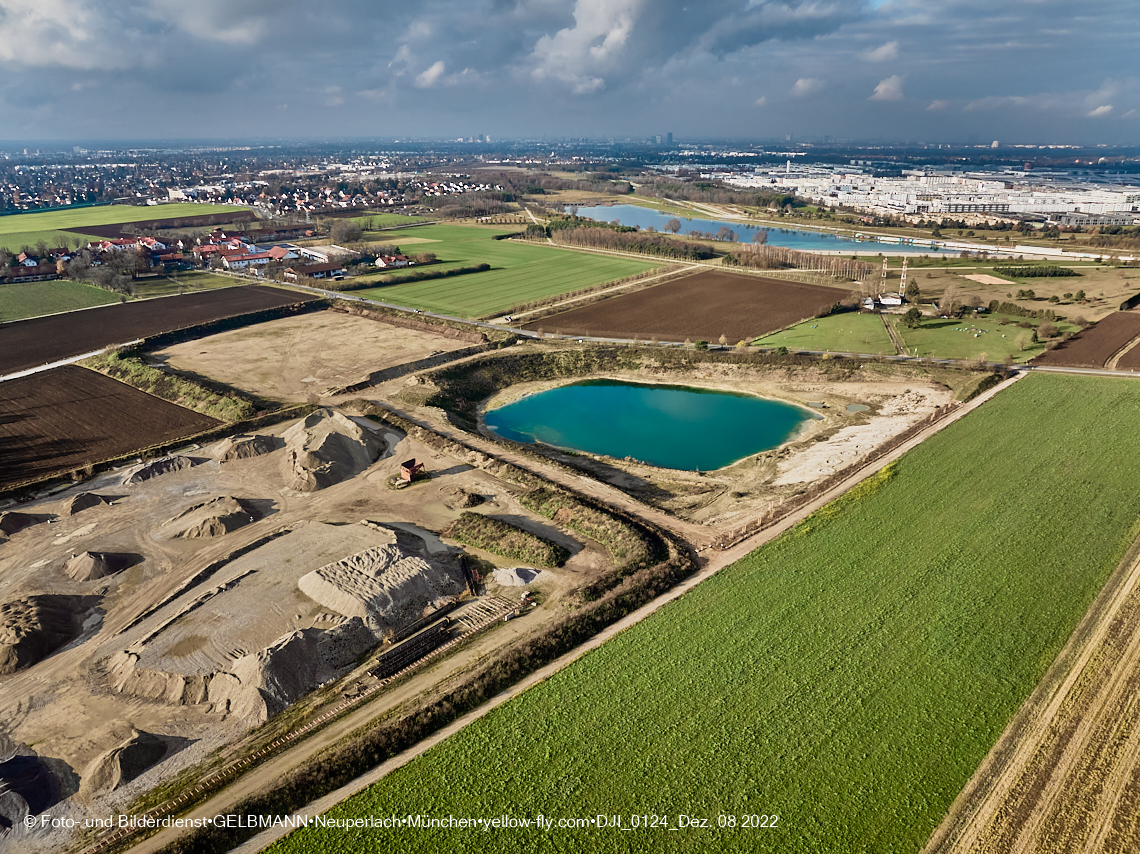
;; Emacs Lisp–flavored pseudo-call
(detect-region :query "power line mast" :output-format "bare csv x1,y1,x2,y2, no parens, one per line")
880,257,888,295
899,258,908,297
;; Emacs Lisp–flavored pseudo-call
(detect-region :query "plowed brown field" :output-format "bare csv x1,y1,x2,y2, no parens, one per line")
0,285,315,376
0,365,218,488
1031,311,1140,369
522,270,847,342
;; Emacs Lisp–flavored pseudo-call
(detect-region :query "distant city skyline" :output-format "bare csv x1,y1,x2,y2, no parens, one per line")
0,0,1136,145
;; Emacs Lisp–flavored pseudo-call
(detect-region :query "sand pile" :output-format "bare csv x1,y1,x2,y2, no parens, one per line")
77,730,166,803
122,456,204,485
0,512,42,536
64,551,132,582
0,753,61,825
0,595,88,675
493,567,541,586
161,496,256,540
207,618,374,722
215,434,279,461
298,541,464,633
280,409,384,492
63,492,113,515
108,654,211,705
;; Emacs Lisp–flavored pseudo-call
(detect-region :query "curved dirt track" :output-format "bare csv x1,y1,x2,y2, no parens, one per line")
924,520,1140,854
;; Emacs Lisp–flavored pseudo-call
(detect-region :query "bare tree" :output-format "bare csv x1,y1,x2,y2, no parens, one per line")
752,228,768,245
664,218,681,234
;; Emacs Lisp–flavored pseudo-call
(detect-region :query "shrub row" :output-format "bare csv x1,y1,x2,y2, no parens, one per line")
333,263,491,291
83,350,256,422
987,300,1062,321
993,265,1081,278
444,512,569,567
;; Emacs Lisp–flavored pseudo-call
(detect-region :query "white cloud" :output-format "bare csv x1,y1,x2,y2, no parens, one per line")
869,74,904,101
862,40,898,62
529,0,645,94
791,77,822,97
1088,104,1113,117
415,60,446,88
0,0,127,69
754,95,767,106
927,99,949,110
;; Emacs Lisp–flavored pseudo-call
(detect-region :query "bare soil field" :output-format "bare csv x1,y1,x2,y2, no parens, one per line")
1031,311,1140,369
156,311,474,402
0,285,316,376
522,269,847,342
925,536,1140,854
0,365,218,489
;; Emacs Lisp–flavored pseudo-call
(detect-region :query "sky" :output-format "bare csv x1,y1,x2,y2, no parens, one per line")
0,0,1137,145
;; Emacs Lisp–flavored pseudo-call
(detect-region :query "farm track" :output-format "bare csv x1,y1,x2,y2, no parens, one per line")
1105,331,1140,370
924,518,1140,854
882,313,907,354
126,373,1024,854
1031,311,1140,370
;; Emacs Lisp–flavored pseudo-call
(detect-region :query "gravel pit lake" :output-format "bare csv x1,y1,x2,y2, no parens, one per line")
484,380,818,471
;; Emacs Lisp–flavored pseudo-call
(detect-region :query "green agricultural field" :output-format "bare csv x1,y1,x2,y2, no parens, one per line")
348,223,656,316
350,212,428,230
0,203,246,252
754,311,895,353
0,279,122,322
272,373,1140,854
130,272,236,299
891,313,1078,363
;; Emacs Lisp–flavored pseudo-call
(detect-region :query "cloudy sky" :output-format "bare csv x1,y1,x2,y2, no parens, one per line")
0,0,1136,144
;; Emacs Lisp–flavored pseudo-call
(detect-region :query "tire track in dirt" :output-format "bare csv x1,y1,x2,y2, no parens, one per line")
923,525,1140,854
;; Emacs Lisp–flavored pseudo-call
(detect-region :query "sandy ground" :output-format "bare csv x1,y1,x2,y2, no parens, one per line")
0,412,604,853
924,520,1140,854
962,274,1015,286
154,310,472,402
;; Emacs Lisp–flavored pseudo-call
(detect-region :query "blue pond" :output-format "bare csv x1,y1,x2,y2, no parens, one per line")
570,203,944,255
483,380,817,471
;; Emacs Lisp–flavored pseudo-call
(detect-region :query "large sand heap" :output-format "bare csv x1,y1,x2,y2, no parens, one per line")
207,619,375,721
0,752,61,826
122,455,204,485
298,538,464,633
0,512,42,537
493,567,541,587
280,409,384,492
0,595,88,675
215,434,278,461
63,492,113,516
64,551,132,582
161,496,256,540
77,730,166,803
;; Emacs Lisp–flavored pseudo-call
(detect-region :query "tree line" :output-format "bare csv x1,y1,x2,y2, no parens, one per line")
724,244,875,281
549,226,716,260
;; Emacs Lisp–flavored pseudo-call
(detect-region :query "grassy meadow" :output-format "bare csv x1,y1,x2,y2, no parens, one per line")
271,372,1140,854
755,311,895,354
349,223,656,317
0,279,122,321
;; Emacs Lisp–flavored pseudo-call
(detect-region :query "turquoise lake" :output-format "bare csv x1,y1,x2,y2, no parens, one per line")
483,380,817,471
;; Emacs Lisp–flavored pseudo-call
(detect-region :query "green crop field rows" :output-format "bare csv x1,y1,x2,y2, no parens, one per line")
0,280,122,322
348,223,655,316
271,373,1140,854
755,312,895,353
0,203,247,252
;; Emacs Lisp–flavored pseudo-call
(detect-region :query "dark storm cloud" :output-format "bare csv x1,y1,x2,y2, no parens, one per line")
0,0,1134,142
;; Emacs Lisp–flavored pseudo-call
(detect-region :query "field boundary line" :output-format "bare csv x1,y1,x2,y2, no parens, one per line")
922,509,1140,853
0,342,141,383
220,372,1026,854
